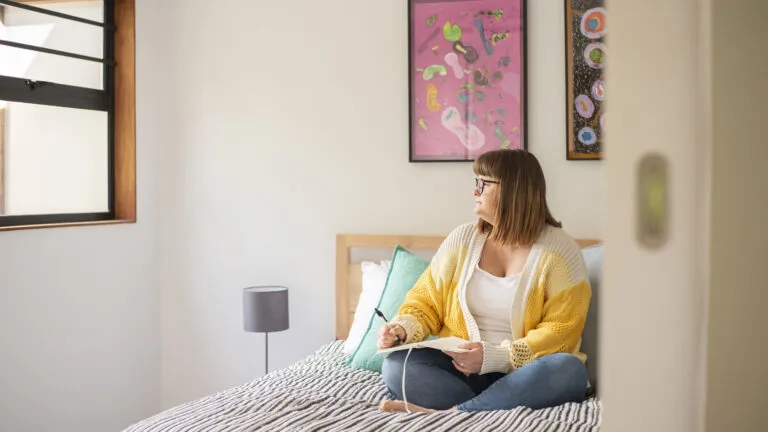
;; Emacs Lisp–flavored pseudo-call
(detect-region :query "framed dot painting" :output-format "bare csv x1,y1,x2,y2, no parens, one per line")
565,0,606,160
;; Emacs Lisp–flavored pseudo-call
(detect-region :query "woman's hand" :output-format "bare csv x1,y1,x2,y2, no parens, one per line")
376,324,406,349
445,342,484,375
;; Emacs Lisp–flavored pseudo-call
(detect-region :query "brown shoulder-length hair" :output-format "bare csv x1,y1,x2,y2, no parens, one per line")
474,149,561,246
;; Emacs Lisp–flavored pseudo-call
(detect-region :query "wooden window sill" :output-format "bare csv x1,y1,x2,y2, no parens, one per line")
0,219,136,232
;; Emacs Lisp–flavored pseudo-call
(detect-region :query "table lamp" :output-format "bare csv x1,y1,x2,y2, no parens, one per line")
243,286,289,375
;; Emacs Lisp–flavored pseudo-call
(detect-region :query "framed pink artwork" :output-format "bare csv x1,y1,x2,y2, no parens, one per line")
409,0,527,162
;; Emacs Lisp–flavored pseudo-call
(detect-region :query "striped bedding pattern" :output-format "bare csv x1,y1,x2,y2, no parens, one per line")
124,341,602,432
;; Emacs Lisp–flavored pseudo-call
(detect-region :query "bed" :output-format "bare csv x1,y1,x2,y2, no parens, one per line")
124,234,603,432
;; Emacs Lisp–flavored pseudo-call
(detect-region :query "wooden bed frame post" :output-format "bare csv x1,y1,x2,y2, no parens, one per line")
335,234,351,340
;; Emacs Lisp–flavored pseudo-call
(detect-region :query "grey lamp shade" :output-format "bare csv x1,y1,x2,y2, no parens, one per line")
243,286,290,333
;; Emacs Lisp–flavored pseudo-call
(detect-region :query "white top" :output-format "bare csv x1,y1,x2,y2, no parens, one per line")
465,264,519,344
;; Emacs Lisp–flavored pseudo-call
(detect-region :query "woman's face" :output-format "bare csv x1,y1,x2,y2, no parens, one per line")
473,176,499,222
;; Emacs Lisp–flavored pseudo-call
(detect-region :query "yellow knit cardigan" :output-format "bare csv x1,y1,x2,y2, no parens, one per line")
391,223,592,375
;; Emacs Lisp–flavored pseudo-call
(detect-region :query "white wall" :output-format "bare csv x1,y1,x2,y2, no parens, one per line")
2,3,106,215
152,0,602,408
0,3,164,432
0,226,159,432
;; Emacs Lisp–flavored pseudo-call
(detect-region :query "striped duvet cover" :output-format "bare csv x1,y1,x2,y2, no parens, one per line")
124,341,602,432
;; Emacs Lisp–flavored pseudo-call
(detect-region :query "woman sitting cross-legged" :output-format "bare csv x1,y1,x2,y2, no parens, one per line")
377,149,592,414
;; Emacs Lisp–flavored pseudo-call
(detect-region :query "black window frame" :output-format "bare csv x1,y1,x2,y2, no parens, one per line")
0,0,116,227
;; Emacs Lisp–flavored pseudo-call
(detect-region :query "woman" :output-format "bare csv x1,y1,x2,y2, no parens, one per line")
377,149,591,414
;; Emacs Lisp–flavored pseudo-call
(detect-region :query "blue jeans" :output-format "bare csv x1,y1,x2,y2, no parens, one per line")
381,348,588,411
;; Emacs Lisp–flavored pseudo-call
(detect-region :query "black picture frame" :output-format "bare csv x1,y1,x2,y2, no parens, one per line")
408,0,528,162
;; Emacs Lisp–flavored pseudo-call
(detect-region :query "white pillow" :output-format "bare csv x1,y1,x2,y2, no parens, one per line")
342,260,392,354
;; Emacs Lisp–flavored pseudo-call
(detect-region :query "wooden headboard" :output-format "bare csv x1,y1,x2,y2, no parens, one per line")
335,233,601,340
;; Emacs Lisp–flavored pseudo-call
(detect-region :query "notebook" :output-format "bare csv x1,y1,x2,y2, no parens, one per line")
377,336,471,354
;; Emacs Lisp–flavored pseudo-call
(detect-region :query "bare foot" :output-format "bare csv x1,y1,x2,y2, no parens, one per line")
378,399,457,414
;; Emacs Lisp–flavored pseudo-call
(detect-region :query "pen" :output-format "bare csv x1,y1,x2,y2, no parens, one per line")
374,308,401,343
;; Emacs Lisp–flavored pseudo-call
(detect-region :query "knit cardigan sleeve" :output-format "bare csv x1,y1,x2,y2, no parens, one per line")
390,224,473,344
390,265,444,344
481,236,592,373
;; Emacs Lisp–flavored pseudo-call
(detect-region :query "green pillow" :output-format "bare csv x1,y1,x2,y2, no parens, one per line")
347,245,429,372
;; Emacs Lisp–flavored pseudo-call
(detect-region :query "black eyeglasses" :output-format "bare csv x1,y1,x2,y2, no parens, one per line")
475,177,499,195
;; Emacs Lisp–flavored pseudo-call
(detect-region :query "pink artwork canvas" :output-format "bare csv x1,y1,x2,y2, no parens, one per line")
409,0,527,162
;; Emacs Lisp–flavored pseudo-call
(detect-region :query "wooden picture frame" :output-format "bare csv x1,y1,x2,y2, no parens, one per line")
565,0,605,160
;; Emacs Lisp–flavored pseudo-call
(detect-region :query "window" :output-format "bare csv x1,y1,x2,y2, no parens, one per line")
0,0,134,230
